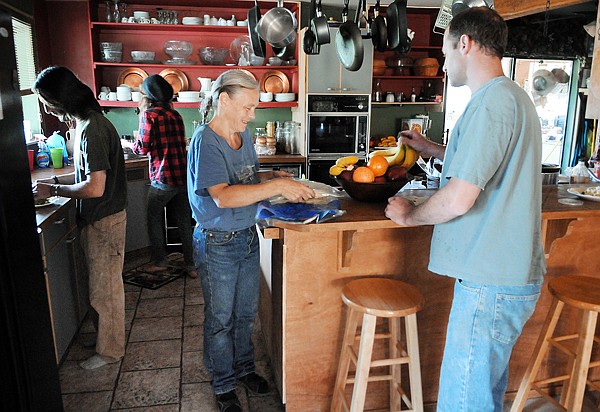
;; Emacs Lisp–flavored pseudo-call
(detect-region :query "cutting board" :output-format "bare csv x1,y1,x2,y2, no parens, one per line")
586,6,600,119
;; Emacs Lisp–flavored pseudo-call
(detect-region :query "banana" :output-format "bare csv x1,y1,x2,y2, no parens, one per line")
400,145,419,169
335,155,359,167
387,144,406,166
329,165,345,176
368,147,399,158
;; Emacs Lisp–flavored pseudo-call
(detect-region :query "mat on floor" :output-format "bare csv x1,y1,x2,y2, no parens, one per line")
122,267,185,289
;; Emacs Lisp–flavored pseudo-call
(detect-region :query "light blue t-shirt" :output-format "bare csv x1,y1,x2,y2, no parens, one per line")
429,76,546,286
187,125,260,231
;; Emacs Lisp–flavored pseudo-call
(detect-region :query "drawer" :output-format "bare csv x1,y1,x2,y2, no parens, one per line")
39,205,76,254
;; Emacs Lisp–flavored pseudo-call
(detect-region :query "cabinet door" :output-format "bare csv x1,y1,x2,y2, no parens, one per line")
45,228,79,363
125,176,150,252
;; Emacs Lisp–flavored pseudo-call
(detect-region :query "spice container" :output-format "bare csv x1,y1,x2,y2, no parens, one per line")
570,160,590,184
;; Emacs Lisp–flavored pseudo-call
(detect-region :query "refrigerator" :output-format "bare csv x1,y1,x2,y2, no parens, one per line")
444,57,579,168
0,6,63,411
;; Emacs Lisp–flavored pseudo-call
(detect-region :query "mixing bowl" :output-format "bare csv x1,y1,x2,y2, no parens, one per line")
164,40,193,60
199,47,229,65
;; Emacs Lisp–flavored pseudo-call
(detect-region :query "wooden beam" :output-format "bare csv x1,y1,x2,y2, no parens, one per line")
495,0,592,20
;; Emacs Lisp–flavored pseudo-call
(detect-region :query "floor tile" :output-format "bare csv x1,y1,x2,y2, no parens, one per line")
135,296,184,319
185,286,204,306
183,325,204,353
62,391,113,412
112,368,180,409
182,350,211,384
122,339,181,371
184,303,204,327
128,316,182,342
59,359,121,393
125,291,140,310
181,382,249,412
140,277,185,299
111,405,180,411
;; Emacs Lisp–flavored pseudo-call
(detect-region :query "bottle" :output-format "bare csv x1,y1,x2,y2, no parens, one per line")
570,159,590,184
373,79,383,102
36,141,50,168
410,87,417,103
46,131,68,164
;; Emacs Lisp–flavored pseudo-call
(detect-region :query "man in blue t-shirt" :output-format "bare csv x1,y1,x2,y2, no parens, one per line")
385,7,546,412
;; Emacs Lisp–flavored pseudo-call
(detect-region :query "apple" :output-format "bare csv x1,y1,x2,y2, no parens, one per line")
385,165,408,182
374,176,386,183
339,169,354,182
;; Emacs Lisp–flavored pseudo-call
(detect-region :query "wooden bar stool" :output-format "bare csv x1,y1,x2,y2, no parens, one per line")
330,278,425,412
510,275,600,412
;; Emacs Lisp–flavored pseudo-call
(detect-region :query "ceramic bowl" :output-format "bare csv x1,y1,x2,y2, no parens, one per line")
334,177,408,203
131,50,155,62
199,47,229,65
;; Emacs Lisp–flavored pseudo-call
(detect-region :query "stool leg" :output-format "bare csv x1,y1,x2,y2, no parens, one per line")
331,308,361,412
390,317,401,411
510,298,565,412
405,313,424,412
566,310,598,412
350,313,377,412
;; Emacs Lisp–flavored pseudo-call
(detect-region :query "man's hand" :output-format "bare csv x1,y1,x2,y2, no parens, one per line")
33,182,52,200
385,196,415,226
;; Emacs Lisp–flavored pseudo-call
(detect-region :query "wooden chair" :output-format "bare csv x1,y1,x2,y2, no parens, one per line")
510,275,600,412
330,278,425,412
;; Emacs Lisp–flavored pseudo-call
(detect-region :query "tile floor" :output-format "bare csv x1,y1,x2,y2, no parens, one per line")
58,255,600,412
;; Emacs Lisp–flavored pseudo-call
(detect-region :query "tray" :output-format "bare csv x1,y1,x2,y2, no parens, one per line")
158,68,189,94
259,70,290,94
117,67,149,89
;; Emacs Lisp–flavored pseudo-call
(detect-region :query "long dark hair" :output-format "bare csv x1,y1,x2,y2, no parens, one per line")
32,66,102,120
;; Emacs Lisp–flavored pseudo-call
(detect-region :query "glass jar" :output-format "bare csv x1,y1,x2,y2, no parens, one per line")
253,127,266,144
570,160,590,184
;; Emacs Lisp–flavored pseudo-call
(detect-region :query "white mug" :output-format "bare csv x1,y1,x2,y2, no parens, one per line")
128,16,136,23
150,18,159,24
98,91,108,100
198,77,212,92
121,17,129,23
108,92,118,101
386,92,395,102
138,17,150,24
131,91,142,102
101,86,111,93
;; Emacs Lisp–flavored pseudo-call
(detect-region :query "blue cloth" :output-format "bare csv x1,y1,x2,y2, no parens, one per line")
437,279,541,412
429,76,546,286
187,125,260,231
256,199,343,224
193,226,260,395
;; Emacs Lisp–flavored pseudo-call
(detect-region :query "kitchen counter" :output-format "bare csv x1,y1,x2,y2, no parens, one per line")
258,184,600,411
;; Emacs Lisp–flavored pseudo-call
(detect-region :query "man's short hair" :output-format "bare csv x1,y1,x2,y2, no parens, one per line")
447,7,507,58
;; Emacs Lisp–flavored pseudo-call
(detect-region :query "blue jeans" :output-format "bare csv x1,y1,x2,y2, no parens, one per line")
193,225,260,395
437,279,541,412
146,183,194,267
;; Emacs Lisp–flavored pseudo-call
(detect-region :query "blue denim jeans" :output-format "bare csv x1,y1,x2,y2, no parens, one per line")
437,279,541,412
193,225,260,395
147,183,193,267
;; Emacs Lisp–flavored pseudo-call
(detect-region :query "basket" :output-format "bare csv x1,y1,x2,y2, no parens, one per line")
413,58,440,76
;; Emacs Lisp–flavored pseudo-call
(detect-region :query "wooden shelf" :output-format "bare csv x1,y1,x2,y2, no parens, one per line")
98,100,297,109
91,22,250,33
372,101,442,106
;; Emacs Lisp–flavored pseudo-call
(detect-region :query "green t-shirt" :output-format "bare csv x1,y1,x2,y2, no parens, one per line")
74,111,127,225
429,76,546,286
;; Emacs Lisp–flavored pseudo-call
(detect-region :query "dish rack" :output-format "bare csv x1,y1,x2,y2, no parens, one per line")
433,0,453,34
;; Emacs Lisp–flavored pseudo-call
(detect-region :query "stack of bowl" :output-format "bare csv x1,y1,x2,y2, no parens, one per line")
116,85,132,101
177,91,201,103
100,42,123,62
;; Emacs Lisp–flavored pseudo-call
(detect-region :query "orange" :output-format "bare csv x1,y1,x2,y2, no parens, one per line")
367,155,389,177
352,166,375,183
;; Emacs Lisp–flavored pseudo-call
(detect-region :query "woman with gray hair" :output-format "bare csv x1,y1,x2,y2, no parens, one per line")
187,70,314,412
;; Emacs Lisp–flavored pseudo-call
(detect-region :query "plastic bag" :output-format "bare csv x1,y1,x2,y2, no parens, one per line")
256,199,345,226
267,178,346,205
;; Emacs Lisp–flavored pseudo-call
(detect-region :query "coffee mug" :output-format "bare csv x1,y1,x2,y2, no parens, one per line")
151,18,160,24
108,92,118,101
131,91,142,102
138,17,150,24
128,16,136,23
98,91,108,100
101,86,111,93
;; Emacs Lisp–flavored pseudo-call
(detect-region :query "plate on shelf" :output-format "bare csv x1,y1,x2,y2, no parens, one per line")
260,70,289,93
567,186,600,202
129,59,160,64
34,196,60,208
236,69,256,81
117,67,149,89
274,92,295,102
159,68,189,94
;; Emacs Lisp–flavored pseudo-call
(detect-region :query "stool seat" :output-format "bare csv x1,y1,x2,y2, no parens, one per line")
342,278,425,318
549,275,600,312
511,275,600,412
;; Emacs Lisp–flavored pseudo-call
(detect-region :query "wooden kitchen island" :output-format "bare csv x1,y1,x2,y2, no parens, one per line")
258,184,600,411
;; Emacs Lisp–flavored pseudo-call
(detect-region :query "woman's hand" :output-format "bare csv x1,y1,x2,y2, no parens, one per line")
277,179,316,202
272,170,294,179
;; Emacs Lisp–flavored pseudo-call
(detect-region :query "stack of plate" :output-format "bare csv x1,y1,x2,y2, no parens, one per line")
177,91,201,103
182,16,202,25
274,93,295,102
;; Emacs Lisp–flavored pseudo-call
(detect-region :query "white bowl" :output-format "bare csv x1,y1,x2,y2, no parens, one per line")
100,42,122,51
133,11,150,19
274,93,295,102
177,97,201,103
131,50,155,62
259,92,273,102
178,91,200,99
182,17,202,25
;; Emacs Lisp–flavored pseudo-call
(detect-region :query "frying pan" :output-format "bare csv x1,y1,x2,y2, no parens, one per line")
335,0,364,72
247,0,266,58
312,0,330,45
272,38,296,60
303,0,319,55
371,0,387,52
386,0,411,53
256,0,297,48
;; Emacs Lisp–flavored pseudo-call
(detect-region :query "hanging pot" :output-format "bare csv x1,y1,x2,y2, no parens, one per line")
272,38,296,60
303,0,319,55
371,0,387,52
312,0,330,45
256,0,297,48
386,0,411,53
335,0,364,72
247,0,266,58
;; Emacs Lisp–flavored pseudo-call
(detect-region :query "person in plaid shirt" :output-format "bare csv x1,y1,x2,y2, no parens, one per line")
131,74,197,278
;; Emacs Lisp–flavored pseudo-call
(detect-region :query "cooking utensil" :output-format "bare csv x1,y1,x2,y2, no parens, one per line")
312,0,330,45
371,0,387,52
358,0,370,38
303,0,319,55
256,0,297,48
386,0,411,53
272,38,296,60
247,0,266,58
335,0,364,72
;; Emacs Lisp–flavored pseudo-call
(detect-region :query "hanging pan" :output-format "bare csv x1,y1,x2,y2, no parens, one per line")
303,0,320,55
247,0,266,58
371,0,387,52
256,0,297,48
386,0,411,53
312,0,330,45
335,0,364,72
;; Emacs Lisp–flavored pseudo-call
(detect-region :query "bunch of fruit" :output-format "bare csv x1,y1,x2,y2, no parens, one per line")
378,135,397,147
329,150,413,184
368,142,419,170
